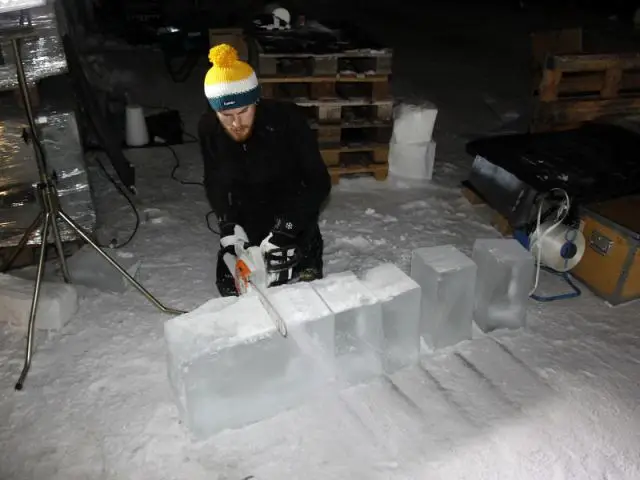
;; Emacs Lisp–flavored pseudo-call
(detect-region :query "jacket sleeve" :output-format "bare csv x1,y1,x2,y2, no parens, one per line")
198,114,240,226
280,104,332,229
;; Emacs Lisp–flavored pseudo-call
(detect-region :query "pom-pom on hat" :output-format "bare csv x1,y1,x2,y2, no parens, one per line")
204,44,260,111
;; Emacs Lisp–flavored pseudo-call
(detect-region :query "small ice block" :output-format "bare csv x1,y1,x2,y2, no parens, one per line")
389,139,436,181
411,245,477,350
392,102,438,143
361,263,421,373
472,238,534,332
0,273,78,331
311,272,384,385
163,285,335,439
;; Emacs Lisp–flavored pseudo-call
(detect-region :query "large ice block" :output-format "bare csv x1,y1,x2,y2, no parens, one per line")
472,238,534,332
311,272,384,385
0,273,78,331
265,282,336,376
361,263,421,373
163,284,335,439
411,245,477,350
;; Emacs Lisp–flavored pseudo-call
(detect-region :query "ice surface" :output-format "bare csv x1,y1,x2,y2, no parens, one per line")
65,245,141,293
411,245,477,350
392,102,438,143
0,273,78,331
361,263,421,373
265,282,335,376
311,272,384,384
389,139,436,181
472,238,535,332
163,285,335,439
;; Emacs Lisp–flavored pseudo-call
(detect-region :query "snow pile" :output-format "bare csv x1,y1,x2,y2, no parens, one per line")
0,6,639,479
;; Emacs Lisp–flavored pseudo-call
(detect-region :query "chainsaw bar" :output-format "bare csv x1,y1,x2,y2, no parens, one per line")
223,252,288,338
250,280,288,338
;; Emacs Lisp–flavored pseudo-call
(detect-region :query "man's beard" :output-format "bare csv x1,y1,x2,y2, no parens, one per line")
223,123,253,142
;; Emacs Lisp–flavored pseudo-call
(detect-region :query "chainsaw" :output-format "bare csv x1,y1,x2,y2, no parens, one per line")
223,246,288,337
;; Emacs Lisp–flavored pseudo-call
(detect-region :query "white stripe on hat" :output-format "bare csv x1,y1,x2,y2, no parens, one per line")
204,72,259,100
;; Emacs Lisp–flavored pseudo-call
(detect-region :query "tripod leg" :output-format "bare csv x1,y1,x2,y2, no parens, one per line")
48,215,72,283
15,213,51,391
56,210,185,315
1,212,44,273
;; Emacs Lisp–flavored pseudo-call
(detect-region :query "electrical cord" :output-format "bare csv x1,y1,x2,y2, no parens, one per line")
166,145,219,235
91,152,141,249
98,103,219,238
528,188,571,297
206,211,220,235
165,143,203,187
150,141,220,236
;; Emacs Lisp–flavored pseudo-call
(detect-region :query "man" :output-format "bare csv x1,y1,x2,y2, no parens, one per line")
198,43,332,296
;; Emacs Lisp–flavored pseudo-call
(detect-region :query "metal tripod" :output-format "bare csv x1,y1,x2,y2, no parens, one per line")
1,27,186,391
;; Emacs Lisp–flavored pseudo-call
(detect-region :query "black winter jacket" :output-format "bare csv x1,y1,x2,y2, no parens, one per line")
198,99,332,243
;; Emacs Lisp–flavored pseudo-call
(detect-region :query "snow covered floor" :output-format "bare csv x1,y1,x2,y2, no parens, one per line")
1,4,640,479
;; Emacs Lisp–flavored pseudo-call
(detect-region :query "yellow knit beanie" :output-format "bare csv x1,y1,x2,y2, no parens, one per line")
204,44,260,111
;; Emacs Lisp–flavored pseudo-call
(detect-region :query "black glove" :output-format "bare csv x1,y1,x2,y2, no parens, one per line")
260,217,301,285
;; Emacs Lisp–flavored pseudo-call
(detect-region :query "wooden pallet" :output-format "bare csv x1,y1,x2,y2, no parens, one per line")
314,123,392,147
532,53,640,132
530,27,583,94
299,100,393,124
258,50,393,77
260,75,391,102
320,144,389,167
329,161,389,184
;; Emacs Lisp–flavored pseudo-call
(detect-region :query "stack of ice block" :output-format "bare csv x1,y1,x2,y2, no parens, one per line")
388,102,438,181
411,245,477,350
472,238,534,332
163,283,335,439
311,272,384,385
361,263,421,373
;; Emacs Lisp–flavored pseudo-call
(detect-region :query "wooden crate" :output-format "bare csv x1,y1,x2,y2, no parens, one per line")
314,123,392,148
299,100,393,124
571,195,640,306
320,144,388,167
329,162,389,185
260,75,391,102
258,50,392,77
531,53,640,132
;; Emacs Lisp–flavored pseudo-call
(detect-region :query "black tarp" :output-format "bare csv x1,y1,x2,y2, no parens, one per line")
466,122,640,205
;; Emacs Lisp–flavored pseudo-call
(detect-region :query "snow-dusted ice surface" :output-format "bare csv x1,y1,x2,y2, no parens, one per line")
472,238,535,332
362,263,421,373
311,271,384,384
411,245,476,350
1,3,640,479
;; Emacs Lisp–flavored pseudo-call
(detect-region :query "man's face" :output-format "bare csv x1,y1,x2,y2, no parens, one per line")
216,104,256,142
